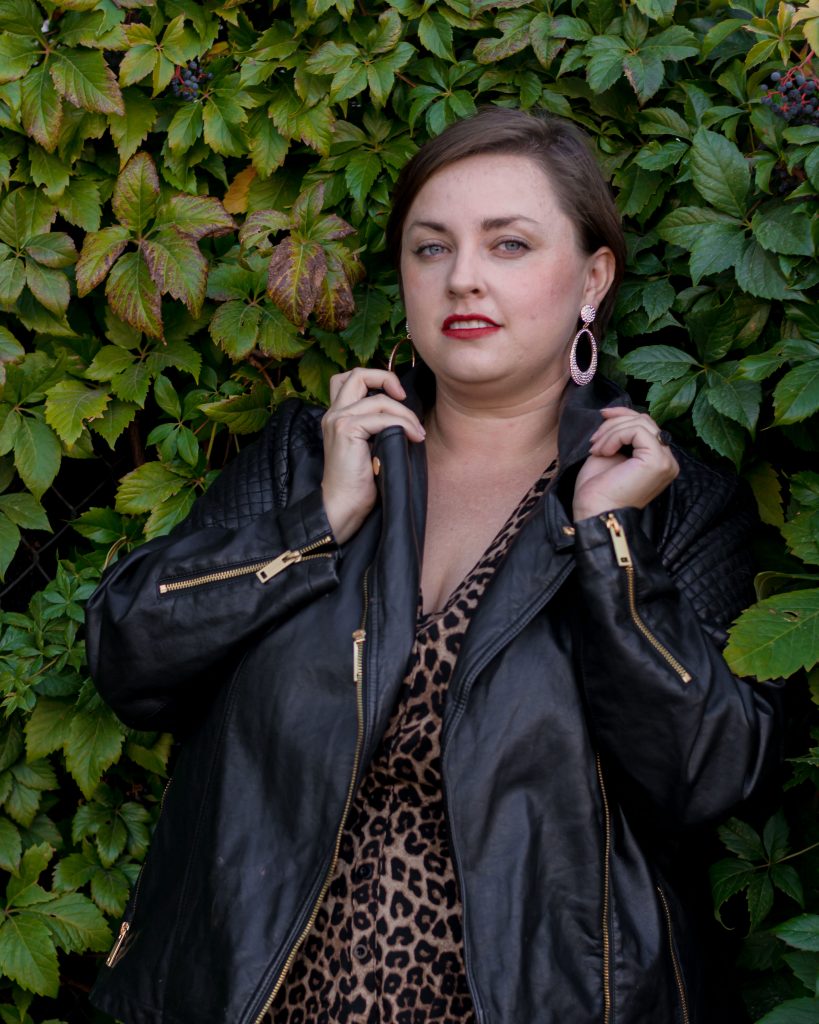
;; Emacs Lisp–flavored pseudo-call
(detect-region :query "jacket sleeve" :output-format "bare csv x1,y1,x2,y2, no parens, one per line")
85,403,339,732
572,455,780,826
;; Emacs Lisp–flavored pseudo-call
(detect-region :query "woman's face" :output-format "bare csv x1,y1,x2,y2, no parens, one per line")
400,153,614,404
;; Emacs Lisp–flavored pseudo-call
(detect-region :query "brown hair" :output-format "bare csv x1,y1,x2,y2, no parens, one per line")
386,106,626,338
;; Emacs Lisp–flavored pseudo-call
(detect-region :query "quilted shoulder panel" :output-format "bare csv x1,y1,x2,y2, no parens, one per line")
658,449,757,638
183,400,324,532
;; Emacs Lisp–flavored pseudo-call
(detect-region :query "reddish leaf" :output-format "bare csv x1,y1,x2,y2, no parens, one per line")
21,65,63,153
140,228,207,315
313,263,356,332
239,209,291,253
105,249,162,339
112,153,159,235
267,236,327,329
159,195,236,240
75,226,131,295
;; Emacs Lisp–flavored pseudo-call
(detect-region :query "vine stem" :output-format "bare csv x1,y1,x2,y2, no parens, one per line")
775,839,819,865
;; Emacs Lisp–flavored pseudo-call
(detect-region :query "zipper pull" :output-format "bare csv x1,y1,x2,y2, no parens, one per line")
352,629,366,685
604,513,632,568
256,550,302,583
106,921,130,967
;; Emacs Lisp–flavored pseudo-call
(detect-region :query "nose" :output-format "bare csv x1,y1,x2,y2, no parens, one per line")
446,245,484,297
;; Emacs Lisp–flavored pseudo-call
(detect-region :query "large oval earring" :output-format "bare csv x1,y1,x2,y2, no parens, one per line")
387,321,417,374
569,304,597,387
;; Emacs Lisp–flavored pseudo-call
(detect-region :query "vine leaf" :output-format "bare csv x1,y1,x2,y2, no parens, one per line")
112,152,159,234
20,65,62,152
44,381,110,445
49,50,124,116
267,237,327,330
725,589,819,679
141,229,207,317
106,250,162,339
75,225,131,295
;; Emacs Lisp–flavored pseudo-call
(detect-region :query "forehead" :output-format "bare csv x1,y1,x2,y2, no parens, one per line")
404,152,563,224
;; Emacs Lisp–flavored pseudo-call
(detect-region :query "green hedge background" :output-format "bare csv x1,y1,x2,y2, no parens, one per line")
0,0,817,1018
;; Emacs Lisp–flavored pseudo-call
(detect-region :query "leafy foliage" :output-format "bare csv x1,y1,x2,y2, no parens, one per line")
0,0,815,1015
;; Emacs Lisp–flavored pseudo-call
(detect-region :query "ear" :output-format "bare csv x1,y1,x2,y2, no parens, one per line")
583,247,616,309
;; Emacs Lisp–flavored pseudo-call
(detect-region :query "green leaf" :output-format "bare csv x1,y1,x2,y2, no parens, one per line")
718,817,766,861
72,506,127,544
203,91,247,158
623,51,665,103
620,344,698,383
112,152,159,234
704,372,760,431
145,486,195,539
20,64,62,153
746,462,784,529
419,11,455,60
55,177,101,232
747,872,774,930
774,362,819,425
0,816,21,874
0,514,19,579
0,493,49,530
777,918,819,952
44,380,109,444
756,999,819,1024
160,195,235,241
36,892,110,953
646,374,698,424
141,228,207,315
106,249,162,339
199,382,272,434
735,240,792,301
585,35,628,93
689,223,747,285
781,509,819,566
709,858,755,923
25,232,76,269
24,698,72,761
752,205,815,258
64,689,124,800
246,110,288,178
771,864,804,908
345,151,381,207
108,88,157,167
0,32,38,82
24,262,69,316
49,49,124,115
0,913,58,997
13,417,61,499
692,389,745,467
167,101,203,154
116,460,186,514
724,589,819,679
341,286,392,363
690,128,750,218
0,256,25,305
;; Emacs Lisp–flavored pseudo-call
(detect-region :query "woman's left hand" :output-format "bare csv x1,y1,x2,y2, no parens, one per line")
572,406,679,522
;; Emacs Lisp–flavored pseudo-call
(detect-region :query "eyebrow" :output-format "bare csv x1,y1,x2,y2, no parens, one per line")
407,215,539,233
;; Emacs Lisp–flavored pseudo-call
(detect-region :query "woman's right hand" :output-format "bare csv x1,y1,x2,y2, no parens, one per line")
321,368,426,544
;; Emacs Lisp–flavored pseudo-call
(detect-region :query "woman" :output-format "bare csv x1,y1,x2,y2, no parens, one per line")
86,108,779,1024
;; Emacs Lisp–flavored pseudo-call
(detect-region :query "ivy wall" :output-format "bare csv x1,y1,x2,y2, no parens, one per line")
0,0,817,1018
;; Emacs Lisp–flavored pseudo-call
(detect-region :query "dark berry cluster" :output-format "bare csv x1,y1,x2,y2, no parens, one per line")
171,59,213,101
770,162,804,196
760,66,818,125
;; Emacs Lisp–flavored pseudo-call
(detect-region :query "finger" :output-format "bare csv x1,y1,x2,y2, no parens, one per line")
325,402,426,443
330,368,406,407
590,411,659,444
590,419,673,458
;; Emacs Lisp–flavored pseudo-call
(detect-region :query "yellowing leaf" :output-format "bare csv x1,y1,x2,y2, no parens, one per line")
75,225,131,295
224,166,256,214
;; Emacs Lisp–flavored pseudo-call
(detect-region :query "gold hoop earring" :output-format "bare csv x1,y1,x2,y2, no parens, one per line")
387,323,416,374
569,304,597,387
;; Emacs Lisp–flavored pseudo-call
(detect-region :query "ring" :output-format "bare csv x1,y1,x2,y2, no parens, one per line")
656,429,672,447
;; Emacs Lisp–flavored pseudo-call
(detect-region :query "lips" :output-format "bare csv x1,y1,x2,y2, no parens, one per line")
441,314,501,339
442,315,499,329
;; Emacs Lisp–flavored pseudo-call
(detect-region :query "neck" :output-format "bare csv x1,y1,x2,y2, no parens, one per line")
426,377,565,464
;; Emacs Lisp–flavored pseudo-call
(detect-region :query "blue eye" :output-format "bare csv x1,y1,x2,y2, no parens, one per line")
498,239,528,253
416,243,446,257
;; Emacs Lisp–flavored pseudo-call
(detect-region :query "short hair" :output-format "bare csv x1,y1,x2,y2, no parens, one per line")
386,107,626,338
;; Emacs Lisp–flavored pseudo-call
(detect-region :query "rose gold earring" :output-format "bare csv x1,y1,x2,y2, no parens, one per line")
569,304,597,387
387,321,416,374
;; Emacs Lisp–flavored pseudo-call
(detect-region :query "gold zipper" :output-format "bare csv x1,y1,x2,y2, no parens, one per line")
106,776,174,968
253,570,370,1024
595,754,612,1024
158,536,334,594
656,885,691,1024
603,514,692,684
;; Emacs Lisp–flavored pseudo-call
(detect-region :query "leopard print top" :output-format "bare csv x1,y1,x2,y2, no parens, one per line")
269,461,557,1024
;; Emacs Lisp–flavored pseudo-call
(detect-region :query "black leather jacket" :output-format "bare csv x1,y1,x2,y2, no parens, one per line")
86,372,780,1024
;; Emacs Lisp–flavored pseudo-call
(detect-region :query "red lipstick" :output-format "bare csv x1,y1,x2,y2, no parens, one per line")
441,314,501,340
